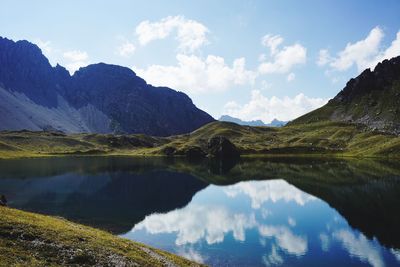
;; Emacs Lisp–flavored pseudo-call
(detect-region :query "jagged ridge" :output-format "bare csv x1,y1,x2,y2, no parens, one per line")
291,56,400,134
0,37,214,136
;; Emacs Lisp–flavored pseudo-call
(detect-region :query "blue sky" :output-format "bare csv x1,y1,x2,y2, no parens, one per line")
1,0,400,122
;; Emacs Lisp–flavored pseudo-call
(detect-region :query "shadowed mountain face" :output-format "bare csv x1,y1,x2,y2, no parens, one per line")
292,56,400,134
0,37,214,136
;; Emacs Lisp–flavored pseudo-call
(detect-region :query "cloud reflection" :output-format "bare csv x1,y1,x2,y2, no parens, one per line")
133,204,256,245
334,229,384,267
224,179,316,209
259,225,307,256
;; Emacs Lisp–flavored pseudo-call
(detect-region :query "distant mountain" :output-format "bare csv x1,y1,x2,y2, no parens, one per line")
291,56,400,134
0,37,214,136
219,115,287,127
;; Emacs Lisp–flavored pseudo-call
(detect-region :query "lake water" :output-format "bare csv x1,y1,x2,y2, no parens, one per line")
1,156,400,266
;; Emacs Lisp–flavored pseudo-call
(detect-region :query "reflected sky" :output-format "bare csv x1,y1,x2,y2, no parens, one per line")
124,179,399,266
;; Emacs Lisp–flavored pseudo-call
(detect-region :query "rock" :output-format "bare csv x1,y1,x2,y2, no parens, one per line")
207,136,240,159
184,146,206,159
161,146,177,156
0,195,7,206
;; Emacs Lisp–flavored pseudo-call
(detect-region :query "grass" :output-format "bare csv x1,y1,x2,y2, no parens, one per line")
0,206,202,266
1,120,400,159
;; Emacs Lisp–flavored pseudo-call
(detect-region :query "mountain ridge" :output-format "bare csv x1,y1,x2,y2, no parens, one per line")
219,115,287,127
0,36,214,136
291,55,400,134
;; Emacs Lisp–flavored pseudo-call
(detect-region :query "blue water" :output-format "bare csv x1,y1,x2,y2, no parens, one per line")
123,179,400,266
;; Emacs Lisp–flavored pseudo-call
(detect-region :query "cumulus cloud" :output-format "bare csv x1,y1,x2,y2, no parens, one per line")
134,54,256,94
334,229,384,267
223,90,328,123
225,180,316,209
319,27,400,72
258,34,307,74
136,15,209,53
117,41,136,57
63,50,89,74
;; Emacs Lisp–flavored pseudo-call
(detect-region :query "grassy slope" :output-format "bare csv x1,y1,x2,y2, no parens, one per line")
291,80,400,132
0,206,201,267
1,120,400,159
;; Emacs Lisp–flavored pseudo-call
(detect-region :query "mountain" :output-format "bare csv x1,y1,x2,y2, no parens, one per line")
292,56,400,134
219,115,287,127
0,37,214,136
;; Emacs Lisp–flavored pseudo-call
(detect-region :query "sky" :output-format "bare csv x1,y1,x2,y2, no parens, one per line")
1,0,400,123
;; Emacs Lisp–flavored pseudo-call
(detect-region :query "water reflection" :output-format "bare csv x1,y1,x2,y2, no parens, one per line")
0,156,400,266
125,179,398,266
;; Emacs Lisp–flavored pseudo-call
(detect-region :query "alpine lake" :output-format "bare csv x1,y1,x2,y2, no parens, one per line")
1,156,399,267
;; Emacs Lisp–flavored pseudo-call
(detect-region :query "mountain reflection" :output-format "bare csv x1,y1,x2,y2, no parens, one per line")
126,178,398,266
1,156,400,266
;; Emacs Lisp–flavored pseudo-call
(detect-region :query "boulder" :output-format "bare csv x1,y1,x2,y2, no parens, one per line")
207,136,240,159
184,146,206,159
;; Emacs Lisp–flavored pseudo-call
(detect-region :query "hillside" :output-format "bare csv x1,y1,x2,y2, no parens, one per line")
1,120,400,159
0,37,214,136
291,56,400,134
0,206,201,266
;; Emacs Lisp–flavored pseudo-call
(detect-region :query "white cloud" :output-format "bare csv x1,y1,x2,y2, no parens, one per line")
261,34,284,55
317,49,332,66
320,27,400,72
287,72,295,82
63,50,89,74
223,90,328,123
132,204,256,245
330,27,383,71
225,180,316,209
117,41,136,57
135,15,209,53
334,229,384,267
259,225,308,256
135,54,256,94
258,37,307,74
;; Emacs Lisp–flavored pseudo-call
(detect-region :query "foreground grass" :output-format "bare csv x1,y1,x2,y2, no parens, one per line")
0,206,202,267
1,120,400,159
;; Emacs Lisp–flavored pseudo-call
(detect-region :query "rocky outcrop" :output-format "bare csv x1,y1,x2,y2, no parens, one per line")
207,136,240,159
291,56,400,134
0,37,214,136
